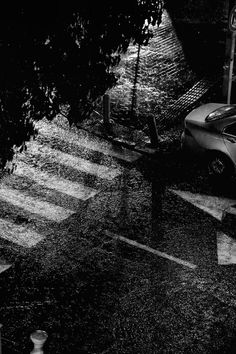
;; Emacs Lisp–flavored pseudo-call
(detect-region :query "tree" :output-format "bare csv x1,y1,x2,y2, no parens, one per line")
0,2,163,169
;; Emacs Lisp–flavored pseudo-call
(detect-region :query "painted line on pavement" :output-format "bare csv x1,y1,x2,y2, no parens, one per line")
15,162,99,201
0,263,12,274
29,142,121,180
36,121,142,162
0,186,75,222
169,189,236,221
105,231,197,270
0,217,44,248
217,231,236,265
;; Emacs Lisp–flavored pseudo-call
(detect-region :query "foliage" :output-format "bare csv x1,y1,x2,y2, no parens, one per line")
0,1,163,169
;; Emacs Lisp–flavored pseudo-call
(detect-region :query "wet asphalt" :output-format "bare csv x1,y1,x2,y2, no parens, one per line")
0,122,236,353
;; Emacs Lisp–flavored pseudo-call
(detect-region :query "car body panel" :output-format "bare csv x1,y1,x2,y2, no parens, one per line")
182,103,236,174
185,103,236,132
223,131,236,168
185,103,226,125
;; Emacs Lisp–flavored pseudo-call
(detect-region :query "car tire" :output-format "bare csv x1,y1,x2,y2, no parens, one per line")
207,152,233,178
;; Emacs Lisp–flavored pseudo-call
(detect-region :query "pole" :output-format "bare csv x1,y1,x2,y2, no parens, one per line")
130,44,141,119
222,0,236,102
227,32,236,104
147,116,159,148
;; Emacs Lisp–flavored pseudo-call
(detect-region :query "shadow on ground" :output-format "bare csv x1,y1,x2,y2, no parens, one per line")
164,0,226,78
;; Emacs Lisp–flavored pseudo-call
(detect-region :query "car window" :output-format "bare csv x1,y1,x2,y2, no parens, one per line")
224,123,236,136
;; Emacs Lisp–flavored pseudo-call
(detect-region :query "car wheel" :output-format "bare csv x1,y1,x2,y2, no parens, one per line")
207,153,233,178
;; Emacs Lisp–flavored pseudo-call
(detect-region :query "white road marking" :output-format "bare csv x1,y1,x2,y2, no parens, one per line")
36,120,142,162
105,230,197,270
0,263,11,274
15,162,98,201
169,189,236,221
0,186,75,222
0,217,44,248
28,142,121,180
217,231,236,265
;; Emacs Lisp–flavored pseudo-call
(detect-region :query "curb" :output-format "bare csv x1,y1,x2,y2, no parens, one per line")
76,121,160,157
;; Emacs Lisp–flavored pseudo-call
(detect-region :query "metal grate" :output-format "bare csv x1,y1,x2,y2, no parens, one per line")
161,77,218,124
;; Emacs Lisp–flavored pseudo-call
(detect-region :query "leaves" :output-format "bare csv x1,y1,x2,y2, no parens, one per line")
0,1,163,169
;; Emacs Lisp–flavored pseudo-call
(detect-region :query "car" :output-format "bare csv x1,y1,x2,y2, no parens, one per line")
181,103,236,178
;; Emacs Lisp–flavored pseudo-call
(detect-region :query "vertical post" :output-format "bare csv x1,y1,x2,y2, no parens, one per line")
227,32,236,103
103,94,110,126
223,32,232,100
0,323,2,354
30,330,48,354
147,116,159,148
223,1,236,102
130,44,141,120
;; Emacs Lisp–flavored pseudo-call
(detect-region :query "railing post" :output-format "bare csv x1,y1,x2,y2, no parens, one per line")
30,330,48,354
103,94,111,126
147,116,159,148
